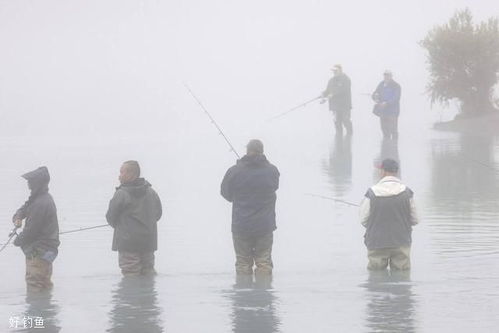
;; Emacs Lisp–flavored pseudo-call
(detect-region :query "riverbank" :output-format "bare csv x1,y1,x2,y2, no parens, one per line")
433,111,499,135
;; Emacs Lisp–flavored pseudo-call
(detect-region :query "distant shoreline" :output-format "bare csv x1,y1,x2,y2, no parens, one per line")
433,111,499,135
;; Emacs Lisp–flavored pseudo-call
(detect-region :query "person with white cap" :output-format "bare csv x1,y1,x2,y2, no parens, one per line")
321,64,353,135
372,70,401,140
359,159,419,270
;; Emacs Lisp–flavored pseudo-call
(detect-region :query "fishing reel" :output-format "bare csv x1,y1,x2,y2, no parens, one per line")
8,227,19,238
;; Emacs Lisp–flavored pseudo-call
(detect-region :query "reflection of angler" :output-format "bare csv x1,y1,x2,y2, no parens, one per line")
267,95,322,121
109,277,163,333
230,284,280,333
364,271,415,333
184,83,241,158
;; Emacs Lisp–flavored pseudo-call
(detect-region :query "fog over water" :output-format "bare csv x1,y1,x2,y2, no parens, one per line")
1,1,499,332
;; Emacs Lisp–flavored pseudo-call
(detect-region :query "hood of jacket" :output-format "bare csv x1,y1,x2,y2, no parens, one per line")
119,178,151,197
371,176,406,197
22,166,50,199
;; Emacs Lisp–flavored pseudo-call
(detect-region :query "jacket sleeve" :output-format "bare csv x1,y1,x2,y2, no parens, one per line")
372,82,382,101
152,189,162,222
273,167,280,191
221,166,236,202
106,190,128,228
13,201,48,248
322,79,333,97
12,202,29,222
359,197,371,227
409,198,419,225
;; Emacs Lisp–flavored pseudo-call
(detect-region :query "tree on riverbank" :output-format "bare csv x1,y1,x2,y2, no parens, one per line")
421,9,499,118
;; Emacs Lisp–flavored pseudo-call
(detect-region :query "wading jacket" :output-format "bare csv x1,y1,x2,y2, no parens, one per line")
322,73,352,111
221,154,280,237
372,80,401,116
106,178,162,252
13,167,60,259
359,176,418,250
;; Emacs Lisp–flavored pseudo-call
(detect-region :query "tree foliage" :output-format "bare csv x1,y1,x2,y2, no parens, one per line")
421,9,499,117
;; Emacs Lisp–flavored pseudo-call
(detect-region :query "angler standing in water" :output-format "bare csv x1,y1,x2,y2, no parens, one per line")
12,166,60,292
359,159,419,270
321,64,353,135
372,70,401,140
221,140,280,278
106,161,162,276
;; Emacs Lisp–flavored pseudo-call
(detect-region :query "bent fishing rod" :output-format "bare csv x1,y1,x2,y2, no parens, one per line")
268,95,322,121
0,224,110,253
0,227,19,253
184,83,240,159
305,193,359,207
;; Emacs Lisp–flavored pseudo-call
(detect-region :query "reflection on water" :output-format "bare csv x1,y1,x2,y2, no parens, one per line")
431,134,498,203
362,270,416,333
107,276,163,333
21,290,60,333
323,134,352,196
228,275,280,333
373,138,401,181
429,134,499,258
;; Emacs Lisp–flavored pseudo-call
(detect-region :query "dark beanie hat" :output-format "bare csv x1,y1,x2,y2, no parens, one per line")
380,159,399,173
246,139,264,154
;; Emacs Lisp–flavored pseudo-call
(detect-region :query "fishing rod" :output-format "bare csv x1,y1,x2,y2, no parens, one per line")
184,83,240,159
268,95,322,121
0,227,19,253
305,193,359,207
458,154,497,173
59,224,109,235
0,223,110,253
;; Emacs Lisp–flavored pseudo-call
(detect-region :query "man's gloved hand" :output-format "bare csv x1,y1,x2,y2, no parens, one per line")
13,219,22,228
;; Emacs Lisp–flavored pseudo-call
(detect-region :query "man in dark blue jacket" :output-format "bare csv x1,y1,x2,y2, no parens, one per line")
372,70,401,140
13,166,60,291
221,140,280,276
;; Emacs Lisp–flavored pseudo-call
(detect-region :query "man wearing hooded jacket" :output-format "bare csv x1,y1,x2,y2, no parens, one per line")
221,140,280,277
13,166,60,291
106,160,162,276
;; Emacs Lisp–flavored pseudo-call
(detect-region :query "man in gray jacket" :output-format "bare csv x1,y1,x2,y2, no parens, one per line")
106,161,162,276
359,159,418,270
13,166,60,291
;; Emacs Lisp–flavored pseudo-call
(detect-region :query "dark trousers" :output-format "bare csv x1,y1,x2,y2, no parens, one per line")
118,251,156,276
380,115,398,139
333,108,353,134
232,232,273,275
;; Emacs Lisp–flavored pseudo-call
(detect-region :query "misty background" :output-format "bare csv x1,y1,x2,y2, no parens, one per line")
1,1,499,332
